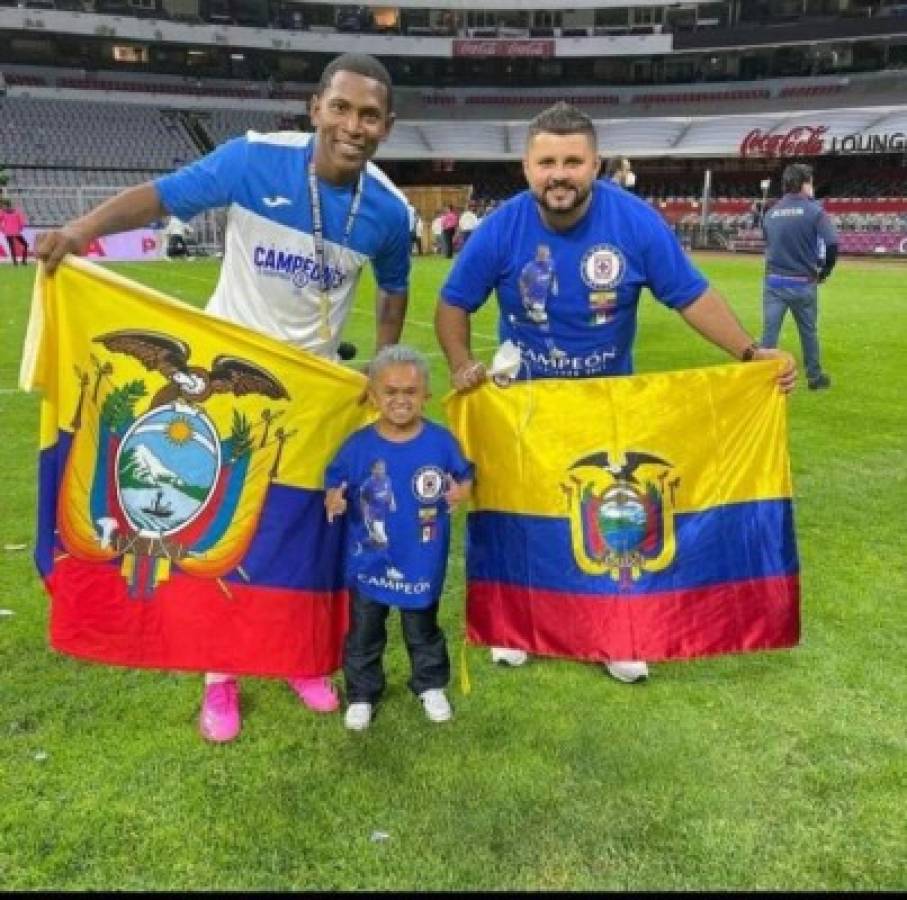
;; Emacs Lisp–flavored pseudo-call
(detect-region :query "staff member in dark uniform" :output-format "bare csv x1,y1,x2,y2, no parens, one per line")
761,163,838,390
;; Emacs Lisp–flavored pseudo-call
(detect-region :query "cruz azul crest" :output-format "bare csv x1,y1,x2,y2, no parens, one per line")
562,449,680,588
58,329,292,598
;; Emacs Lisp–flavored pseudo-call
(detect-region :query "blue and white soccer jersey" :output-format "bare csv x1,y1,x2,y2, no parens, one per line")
155,131,411,358
440,181,708,378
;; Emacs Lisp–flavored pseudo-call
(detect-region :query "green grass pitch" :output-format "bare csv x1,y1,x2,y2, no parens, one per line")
0,253,905,889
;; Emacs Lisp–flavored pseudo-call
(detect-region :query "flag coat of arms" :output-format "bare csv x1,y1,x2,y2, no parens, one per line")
20,258,371,677
445,364,800,662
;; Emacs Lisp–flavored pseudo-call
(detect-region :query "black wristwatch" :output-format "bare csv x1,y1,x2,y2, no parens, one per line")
741,341,760,362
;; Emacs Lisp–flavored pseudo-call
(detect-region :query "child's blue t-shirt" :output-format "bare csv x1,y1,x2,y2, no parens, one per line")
324,421,473,609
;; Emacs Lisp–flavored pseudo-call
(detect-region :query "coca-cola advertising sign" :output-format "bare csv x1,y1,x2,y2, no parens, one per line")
453,39,555,58
740,126,827,158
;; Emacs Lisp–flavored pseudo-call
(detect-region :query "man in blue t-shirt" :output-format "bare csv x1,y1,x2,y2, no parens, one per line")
761,163,839,390
434,102,797,685
36,53,412,743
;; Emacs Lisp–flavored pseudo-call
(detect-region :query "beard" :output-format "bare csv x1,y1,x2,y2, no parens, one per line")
532,180,593,217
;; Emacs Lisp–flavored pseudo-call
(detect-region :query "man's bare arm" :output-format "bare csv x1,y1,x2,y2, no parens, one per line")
374,289,408,353
36,183,167,274
680,286,797,392
434,300,486,391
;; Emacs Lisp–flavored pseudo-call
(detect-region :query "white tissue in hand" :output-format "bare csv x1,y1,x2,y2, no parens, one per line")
490,340,522,379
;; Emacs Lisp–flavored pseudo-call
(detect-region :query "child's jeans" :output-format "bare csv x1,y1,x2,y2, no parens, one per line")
343,589,449,703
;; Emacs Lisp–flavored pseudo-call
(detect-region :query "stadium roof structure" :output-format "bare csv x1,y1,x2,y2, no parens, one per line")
376,105,907,159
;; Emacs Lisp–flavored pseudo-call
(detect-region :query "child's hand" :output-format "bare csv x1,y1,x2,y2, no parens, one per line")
325,482,348,523
444,477,473,511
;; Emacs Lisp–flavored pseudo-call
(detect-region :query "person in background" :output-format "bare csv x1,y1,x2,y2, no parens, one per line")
457,202,479,250
761,162,838,391
431,210,444,255
163,215,191,258
441,204,458,259
604,156,636,191
1,199,29,265
409,206,424,255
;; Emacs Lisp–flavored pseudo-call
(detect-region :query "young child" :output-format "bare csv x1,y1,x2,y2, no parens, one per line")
324,345,473,731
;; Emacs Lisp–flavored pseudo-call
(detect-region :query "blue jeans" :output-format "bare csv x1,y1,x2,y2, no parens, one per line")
761,282,823,382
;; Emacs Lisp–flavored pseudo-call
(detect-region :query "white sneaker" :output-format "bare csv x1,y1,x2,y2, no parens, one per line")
604,660,649,683
419,689,452,723
344,702,373,731
490,647,528,666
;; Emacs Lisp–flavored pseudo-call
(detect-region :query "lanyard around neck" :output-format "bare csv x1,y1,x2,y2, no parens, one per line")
307,158,364,297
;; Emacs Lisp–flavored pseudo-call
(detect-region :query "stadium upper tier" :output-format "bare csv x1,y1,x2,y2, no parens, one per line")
3,63,907,121
3,1,907,101
3,93,906,164
2,2,906,56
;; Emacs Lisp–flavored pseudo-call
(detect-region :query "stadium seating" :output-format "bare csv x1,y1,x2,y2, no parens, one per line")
0,97,199,169
198,108,290,145
3,167,160,226
778,84,847,97
631,89,770,104
380,124,431,157
415,121,509,157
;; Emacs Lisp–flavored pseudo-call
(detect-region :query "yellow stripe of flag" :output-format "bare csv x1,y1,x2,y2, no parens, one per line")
21,258,371,490
444,361,791,517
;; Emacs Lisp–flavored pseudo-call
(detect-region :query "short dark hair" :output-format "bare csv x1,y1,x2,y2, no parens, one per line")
604,156,630,178
316,53,394,113
782,163,813,193
527,102,597,148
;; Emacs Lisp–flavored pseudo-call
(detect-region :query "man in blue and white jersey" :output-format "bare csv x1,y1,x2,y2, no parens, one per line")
38,53,410,362
435,102,797,685
37,53,412,742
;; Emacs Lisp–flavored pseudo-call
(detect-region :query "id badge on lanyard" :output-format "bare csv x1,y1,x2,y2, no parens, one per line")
308,161,364,342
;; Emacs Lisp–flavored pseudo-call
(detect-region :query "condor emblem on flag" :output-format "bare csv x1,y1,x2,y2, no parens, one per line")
565,450,678,587
64,329,292,597
20,258,371,677
446,364,800,663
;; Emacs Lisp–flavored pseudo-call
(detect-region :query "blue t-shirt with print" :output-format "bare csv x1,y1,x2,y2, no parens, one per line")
440,181,708,379
324,421,473,609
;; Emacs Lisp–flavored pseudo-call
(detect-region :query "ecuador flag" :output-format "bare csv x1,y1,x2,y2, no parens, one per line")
20,258,370,677
445,363,800,662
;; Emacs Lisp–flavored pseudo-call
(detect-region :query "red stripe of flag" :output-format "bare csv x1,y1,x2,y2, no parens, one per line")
467,576,799,662
47,556,348,677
